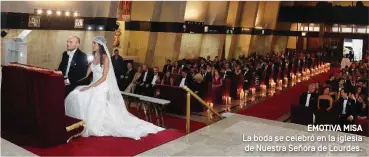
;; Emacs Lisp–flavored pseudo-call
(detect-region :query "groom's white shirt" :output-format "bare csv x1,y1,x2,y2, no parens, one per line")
65,48,77,84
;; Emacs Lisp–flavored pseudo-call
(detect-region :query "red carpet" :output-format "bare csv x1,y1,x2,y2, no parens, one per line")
128,107,207,133
24,130,183,156
16,108,207,156
237,68,339,120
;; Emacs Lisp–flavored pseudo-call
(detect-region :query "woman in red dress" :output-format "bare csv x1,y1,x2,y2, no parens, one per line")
212,70,223,104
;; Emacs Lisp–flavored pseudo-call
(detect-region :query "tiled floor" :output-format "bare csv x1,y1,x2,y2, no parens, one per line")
137,114,369,156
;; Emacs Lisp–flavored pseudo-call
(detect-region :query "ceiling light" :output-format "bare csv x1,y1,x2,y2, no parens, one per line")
87,26,92,30
37,9,43,15
46,10,52,15
65,11,70,16
98,26,104,30
73,12,79,17
56,11,61,16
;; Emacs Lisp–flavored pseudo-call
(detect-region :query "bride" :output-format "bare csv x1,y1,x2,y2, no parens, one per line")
65,36,164,140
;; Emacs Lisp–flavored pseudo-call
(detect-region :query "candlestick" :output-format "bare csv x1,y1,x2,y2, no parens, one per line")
277,79,283,90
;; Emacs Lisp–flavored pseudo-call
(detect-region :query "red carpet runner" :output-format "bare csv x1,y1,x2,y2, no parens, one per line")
237,68,340,120
20,109,206,156
24,130,183,156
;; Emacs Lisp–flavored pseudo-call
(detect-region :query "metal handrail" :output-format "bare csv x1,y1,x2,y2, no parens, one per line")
183,86,223,134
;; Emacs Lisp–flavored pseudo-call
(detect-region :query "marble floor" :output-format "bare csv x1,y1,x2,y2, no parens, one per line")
1,138,38,156
137,114,369,156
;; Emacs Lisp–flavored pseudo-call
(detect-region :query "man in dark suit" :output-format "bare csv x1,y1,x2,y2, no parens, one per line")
264,61,272,87
337,89,357,126
163,59,172,73
222,63,233,80
58,36,88,97
177,68,193,89
136,64,154,96
272,61,280,81
202,65,212,83
306,54,313,69
111,49,125,90
122,62,135,90
242,65,252,91
299,83,318,111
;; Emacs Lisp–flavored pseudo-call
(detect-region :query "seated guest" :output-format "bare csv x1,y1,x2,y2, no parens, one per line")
189,67,196,79
136,64,154,96
200,58,207,70
125,66,142,93
337,89,357,126
163,59,172,73
212,70,223,104
178,69,193,88
122,62,135,90
325,75,338,88
353,87,368,119
206,56,211,63
193,73,206,98
317,86,334,112
299,83,318,111
161,71,174,86
152,67,161,86
336,79,346,98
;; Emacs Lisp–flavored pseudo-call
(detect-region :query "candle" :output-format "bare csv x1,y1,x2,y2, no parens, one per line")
250,88,256,96
207,102,214,119
260,85,266,97
228,97,231,104
277,79,283,90
240,89,244,100
283,77,288,88
297,73,301,82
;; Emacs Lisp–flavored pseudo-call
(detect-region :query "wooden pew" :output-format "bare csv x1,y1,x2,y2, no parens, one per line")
290,104,314,125
1,63,84,146
154,83,211,115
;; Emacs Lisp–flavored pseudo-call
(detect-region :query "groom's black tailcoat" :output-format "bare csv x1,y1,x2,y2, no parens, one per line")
58,49,89,97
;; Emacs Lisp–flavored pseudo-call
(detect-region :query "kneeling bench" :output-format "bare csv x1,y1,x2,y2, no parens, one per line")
1,63,85,146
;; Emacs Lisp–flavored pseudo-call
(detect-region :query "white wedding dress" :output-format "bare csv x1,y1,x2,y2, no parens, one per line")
65,36,164,140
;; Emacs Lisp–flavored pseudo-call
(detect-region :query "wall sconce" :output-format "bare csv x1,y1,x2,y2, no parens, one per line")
301,32,306,36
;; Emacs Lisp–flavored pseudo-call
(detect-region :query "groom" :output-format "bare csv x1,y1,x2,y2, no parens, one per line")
58,36,89,97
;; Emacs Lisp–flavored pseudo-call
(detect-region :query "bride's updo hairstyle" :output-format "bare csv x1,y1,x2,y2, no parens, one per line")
93,36,108,66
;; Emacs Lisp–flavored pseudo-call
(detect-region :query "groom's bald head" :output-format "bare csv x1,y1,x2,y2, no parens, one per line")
66,36,80,51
